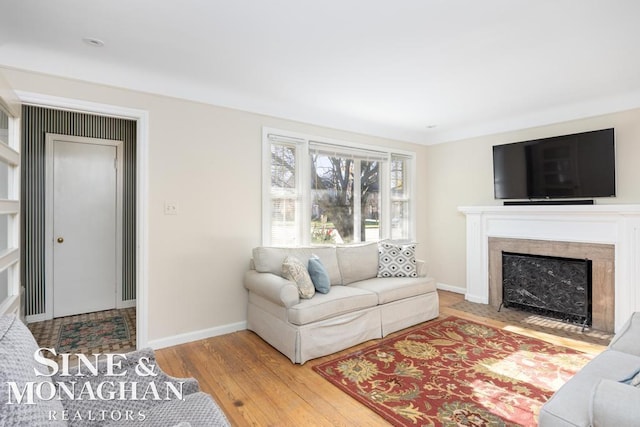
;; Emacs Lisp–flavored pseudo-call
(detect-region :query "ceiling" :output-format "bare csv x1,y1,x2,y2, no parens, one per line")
1,1,640,145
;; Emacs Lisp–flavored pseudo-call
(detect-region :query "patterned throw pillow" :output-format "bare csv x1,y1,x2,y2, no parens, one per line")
377,242,417,278
282,256,316,299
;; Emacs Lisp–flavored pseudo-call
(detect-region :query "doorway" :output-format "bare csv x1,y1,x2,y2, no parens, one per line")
46,134,123,317
21,105,137,326
16,96,148,349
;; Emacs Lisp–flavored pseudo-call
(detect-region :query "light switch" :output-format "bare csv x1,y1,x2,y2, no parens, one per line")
164,201,178,215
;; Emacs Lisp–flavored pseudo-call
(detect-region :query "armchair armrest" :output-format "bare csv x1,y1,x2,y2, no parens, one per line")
244,270,300,308
590,379,640,426
608,312,640,356
51,348,201,425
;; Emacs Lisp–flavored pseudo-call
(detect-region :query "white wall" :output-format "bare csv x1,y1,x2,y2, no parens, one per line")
424,108,640,292
1,67,429,344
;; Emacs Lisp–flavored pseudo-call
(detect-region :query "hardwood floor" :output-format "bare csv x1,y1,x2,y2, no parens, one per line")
155,291,608,426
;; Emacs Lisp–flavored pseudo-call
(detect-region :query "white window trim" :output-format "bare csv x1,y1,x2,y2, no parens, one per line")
262,127,416,246
0,103,20,316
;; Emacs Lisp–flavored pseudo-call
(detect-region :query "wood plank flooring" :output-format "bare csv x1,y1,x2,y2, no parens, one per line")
155,291,608,426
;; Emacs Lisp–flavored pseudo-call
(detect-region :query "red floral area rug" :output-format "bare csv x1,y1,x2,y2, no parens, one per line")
313,316,592,426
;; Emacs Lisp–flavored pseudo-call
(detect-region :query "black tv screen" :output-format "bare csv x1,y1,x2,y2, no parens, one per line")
493,128,616,200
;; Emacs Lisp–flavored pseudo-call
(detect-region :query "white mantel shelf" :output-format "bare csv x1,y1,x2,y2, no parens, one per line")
458,204,640,332
459,204,640,215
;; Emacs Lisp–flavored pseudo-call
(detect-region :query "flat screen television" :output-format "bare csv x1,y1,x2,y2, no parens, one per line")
493,128,616,200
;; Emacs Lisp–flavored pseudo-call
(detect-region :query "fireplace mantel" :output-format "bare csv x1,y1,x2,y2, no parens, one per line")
458,204,640,332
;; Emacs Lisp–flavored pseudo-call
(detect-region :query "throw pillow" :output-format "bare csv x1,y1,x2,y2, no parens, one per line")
377,242,417,278
308,255,331,294
282,256,315,299
631,370,640,387
336,242,379,284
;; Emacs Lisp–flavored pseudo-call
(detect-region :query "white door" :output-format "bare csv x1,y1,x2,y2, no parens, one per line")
48,135,122,317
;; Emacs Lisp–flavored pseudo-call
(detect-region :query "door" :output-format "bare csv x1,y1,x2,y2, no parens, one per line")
47,134,122,317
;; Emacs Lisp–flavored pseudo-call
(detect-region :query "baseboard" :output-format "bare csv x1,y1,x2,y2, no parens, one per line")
26,313,49,323
436,283,466,294
26,301,137,324
465,294,489,304
118,299,136,309
147,320,247,350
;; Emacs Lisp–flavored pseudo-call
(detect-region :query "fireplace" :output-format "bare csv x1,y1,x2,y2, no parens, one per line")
501,252,592,327
488,237,612,331
459,204,640,334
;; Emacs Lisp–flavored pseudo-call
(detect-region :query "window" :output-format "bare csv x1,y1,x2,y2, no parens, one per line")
390,154,411,240
268,140,300,245
263,129,415,246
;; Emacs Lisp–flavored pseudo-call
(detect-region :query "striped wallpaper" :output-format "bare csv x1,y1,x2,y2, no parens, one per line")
21,105,137,316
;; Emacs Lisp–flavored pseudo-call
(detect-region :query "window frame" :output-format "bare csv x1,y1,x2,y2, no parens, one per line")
388,153,416,242
262,127,415,246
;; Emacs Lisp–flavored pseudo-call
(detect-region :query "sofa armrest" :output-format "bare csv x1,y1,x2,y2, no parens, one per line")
416,259,428,277
244,270,300,308
590,379,640,426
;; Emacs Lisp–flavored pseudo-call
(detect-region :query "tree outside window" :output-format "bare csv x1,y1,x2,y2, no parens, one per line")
310,155,379,244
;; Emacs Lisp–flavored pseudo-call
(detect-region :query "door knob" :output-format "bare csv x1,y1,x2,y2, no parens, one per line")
57,237,64,243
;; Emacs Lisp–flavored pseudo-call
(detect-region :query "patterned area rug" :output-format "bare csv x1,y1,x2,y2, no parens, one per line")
28,308,137,361
57,315,131,353
313,316,592,426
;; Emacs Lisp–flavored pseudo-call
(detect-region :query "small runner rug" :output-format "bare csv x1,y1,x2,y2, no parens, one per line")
57,315,131,353
313,316,592,426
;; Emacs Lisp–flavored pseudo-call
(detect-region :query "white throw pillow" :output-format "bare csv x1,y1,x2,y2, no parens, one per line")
282,256,316,299
377,242,417,278
337,242,379,284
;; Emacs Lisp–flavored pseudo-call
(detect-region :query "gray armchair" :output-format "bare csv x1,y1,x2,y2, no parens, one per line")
0,314,229,426
539,312,640,426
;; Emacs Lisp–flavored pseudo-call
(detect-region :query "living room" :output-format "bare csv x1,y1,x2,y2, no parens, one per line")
2,1,640,426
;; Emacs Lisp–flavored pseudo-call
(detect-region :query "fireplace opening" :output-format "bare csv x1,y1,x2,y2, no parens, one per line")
501,251,592,328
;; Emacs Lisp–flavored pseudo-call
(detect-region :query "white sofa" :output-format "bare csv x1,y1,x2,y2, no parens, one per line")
539,312,640,426
243,242,439,364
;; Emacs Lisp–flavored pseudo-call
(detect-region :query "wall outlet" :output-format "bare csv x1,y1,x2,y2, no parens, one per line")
164,201,178,215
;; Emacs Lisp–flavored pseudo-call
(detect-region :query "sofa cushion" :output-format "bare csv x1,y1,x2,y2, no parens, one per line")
0,315,66,427
350,276,436,304
287,286,378,325
590,378,640,427
377,242,417,278
336,242,379,284
308,255,331,294
282,256,315,299
253,246,341,285
539,349,640,427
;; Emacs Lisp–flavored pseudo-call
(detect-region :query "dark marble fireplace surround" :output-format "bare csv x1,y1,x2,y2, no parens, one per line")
501,252,592,326
489,237,614,332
